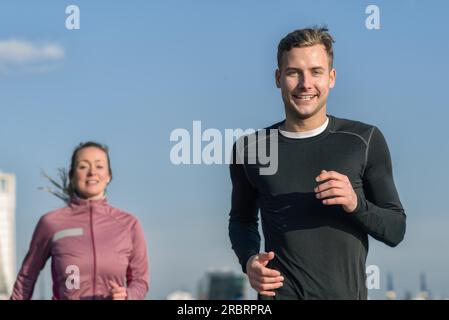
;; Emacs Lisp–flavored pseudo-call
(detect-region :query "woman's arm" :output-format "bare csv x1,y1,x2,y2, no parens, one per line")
125,219,149,300
10,216,52,300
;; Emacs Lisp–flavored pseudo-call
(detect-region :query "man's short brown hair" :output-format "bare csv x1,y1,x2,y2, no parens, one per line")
277,26,335,69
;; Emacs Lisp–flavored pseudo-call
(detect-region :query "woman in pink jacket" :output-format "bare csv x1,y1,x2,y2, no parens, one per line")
11,142,149,300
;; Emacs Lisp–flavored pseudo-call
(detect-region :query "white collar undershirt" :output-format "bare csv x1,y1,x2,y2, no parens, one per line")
279,117,329,139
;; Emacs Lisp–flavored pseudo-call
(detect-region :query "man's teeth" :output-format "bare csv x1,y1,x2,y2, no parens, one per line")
295,95,316,100
87,181,99,185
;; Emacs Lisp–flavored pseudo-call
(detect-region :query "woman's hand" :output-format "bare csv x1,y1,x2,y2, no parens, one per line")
109,280,127,300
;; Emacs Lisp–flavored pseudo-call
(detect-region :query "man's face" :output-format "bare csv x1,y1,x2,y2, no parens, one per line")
276,44,336,120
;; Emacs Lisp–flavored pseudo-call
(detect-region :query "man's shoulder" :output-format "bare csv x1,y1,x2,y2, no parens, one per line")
233,121,282,148
264,120,284,130
329,115,378,144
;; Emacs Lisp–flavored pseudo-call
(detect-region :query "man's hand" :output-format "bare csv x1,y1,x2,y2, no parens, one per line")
315,170,358,213
109,280,127,300
246,251,284,297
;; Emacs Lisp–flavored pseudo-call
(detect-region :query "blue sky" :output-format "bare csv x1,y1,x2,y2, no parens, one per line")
1,0,448,299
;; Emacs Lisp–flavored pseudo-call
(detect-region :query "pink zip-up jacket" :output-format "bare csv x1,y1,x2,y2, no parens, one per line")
11,197,149,300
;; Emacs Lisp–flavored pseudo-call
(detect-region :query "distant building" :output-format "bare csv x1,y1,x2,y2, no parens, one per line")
415,272,430,300
166,290,194,300
197,269,247,300
385,272,397,300
0,172,16,299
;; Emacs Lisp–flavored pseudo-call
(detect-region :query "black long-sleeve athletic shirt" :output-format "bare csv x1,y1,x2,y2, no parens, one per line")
228,115,406,300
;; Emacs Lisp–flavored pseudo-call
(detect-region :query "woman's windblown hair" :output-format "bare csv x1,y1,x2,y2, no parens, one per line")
39,168,72,204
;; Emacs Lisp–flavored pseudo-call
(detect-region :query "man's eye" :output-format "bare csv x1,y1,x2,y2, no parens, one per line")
312,70,323,76
97,166,104,169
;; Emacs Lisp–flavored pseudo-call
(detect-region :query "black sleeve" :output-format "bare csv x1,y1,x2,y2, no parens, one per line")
350,127,406,247
228,146,261,273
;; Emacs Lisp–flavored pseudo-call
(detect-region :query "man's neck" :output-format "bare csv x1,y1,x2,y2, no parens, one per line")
282,110,328,132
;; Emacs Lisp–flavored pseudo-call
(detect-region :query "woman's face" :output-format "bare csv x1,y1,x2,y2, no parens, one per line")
72,147,111,200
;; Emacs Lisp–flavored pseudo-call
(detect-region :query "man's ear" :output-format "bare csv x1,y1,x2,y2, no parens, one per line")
329,68,336,89
275,69,281,88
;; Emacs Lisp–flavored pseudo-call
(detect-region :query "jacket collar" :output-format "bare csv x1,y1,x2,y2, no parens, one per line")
69,195,109,212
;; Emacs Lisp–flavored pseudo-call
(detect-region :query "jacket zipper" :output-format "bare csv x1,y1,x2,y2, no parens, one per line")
89,202,97,299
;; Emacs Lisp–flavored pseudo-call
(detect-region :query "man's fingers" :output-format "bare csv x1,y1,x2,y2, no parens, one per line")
246,252,275,272
258,276,284,284
316,170,348,183
253,280,284,291
248,273,283,285
316,188,347,200
253,266,281,277
322,196,347,206
258,251,275,264
314,180,345,193
248,252,278,274
247,254,283,296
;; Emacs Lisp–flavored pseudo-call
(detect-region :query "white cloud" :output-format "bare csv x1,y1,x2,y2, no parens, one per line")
0,39,64,72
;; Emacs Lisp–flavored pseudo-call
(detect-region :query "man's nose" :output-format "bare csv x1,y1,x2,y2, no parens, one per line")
298,73,313,90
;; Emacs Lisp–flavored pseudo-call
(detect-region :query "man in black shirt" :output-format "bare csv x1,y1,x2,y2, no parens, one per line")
228,27,406,299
